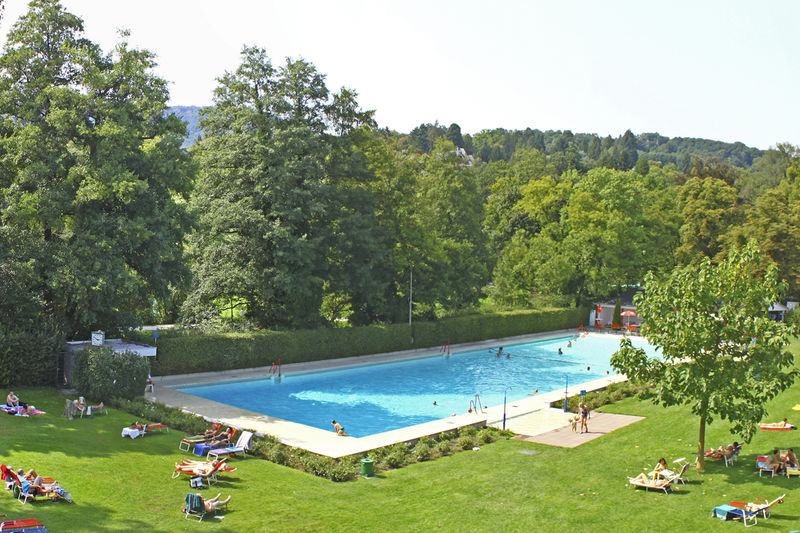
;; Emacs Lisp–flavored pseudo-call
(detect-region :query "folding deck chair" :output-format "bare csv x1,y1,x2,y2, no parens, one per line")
207,431,253,461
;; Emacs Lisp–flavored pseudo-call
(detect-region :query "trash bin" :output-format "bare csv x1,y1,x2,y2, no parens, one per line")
360,458,374,478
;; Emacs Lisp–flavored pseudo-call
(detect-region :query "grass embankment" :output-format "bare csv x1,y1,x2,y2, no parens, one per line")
1,338,800,531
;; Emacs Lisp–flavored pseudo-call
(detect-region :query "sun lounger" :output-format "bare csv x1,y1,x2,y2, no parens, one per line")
183,492,206,521
179,423,222,451
172,459,237,486
0,518,48,532
705,444,741,467
627,475,673,494
712,504,758,526
756,456,778,477
2,466,71,504
758,421,797,430
207,431,253,461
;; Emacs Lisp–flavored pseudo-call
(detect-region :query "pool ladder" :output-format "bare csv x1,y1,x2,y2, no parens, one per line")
270,359,282,382
469,394,484,414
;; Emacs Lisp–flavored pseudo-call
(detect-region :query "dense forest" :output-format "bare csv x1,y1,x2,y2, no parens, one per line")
2,1,800,361
171,105,764,171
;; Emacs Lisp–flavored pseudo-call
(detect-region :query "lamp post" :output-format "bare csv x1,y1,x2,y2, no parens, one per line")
409,266,413,343
563,375,569,413
502,388,511,430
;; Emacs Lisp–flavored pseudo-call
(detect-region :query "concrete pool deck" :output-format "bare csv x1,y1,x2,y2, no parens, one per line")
149,329,634,458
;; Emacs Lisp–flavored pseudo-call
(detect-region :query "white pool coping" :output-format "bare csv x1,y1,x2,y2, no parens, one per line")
149,329,632,458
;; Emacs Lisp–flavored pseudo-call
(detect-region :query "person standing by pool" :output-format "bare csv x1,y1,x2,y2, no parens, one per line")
579,402,589,433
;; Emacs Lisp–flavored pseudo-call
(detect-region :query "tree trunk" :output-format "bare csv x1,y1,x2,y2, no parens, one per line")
696,415,707,471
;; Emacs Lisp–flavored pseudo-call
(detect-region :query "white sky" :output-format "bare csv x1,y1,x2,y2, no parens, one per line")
2,0,799,149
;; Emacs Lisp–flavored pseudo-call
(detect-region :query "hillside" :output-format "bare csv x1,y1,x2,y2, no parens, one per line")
168,106,763,168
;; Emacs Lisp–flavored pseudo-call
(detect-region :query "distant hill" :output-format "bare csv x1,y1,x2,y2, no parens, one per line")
168,106,764,170
169,105,205,147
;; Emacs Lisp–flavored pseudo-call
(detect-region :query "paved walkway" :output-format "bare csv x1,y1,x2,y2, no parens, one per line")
149,330,634,457
511,412,645,448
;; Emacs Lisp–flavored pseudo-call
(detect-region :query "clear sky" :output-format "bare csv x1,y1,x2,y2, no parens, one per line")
2,0,798,149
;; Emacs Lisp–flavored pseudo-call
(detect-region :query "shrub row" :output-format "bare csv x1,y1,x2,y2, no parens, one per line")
108,397,512,481
549,380,647,413
142,307,588,375
0,324,63,386
73,348,150,401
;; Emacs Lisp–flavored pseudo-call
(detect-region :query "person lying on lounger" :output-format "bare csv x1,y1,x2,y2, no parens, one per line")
629,472,670,487
710,442,740,458
761,418,797,429
208,427,234,447
185,459,226,476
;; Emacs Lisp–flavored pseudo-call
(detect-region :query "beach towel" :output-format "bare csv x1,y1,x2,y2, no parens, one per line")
1,405,45,416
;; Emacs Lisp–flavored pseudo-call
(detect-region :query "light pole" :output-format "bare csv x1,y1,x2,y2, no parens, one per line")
409,266,413,343
563,375,569,413
502,388,511,430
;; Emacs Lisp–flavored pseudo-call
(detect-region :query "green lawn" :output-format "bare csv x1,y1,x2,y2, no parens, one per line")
2,338,800,532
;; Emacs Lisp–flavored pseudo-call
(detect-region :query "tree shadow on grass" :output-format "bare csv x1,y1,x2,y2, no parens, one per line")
3,387,186,460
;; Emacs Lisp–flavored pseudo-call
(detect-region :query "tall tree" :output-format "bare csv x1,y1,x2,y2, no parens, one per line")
0,0,193,337
184,47,374,328
674,177,740,265
612,243,798,470
445,123,465,148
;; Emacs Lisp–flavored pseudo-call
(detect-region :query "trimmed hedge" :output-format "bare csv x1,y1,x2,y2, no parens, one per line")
73,347,150,401
549,380,647,412
144,307,588,375
109,396,511,481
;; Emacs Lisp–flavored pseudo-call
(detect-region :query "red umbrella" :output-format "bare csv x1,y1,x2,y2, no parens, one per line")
620,310,637,328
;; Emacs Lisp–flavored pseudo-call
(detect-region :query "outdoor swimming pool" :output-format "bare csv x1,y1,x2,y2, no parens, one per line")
176,334,657,438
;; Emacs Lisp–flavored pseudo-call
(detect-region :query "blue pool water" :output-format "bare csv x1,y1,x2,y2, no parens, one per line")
177,335,657,438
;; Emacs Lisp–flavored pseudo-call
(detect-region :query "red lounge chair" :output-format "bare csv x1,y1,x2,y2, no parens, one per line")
0,518,48,532
172,459,236,486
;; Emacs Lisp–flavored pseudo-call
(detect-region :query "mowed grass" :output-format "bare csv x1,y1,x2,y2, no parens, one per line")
1,338,800,532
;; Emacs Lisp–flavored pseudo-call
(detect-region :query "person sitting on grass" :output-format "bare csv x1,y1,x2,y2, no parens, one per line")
6,391,26,408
